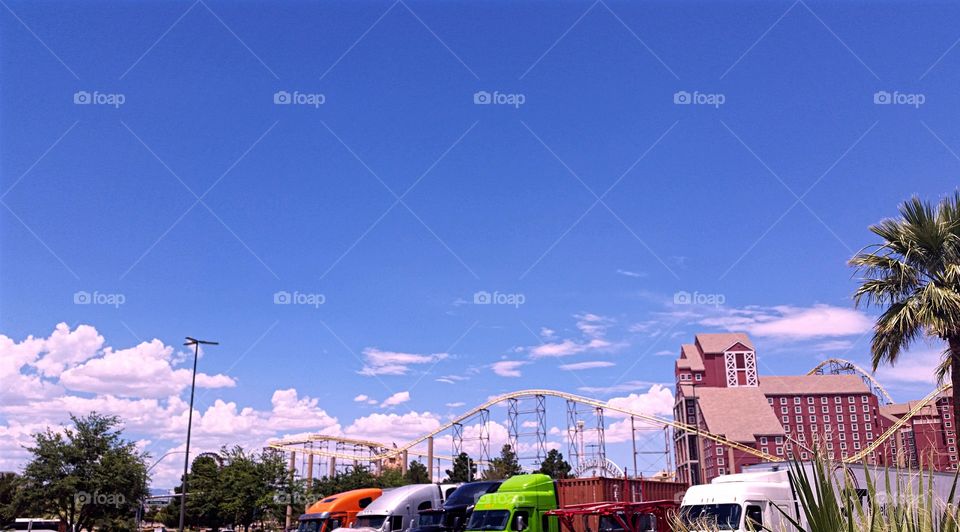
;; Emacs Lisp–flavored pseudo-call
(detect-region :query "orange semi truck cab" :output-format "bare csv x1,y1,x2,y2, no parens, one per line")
298,488,384,532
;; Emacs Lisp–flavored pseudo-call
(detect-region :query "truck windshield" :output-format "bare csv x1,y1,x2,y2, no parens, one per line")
297,519,324,532
355,516,388,530
466,510,510,531
679,504,743,530
419,512,445,527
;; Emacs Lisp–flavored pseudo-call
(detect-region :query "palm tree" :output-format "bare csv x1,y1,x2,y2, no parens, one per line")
850,191,960,441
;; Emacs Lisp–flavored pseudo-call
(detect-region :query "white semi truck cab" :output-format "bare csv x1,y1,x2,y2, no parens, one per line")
678,468,800,531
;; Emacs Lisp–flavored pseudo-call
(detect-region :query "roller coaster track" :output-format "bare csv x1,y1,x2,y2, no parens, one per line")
270,389,779,464
845,382,952,463
808,358,895,405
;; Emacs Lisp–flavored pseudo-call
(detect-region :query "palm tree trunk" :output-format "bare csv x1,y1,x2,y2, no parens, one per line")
952,336,960,445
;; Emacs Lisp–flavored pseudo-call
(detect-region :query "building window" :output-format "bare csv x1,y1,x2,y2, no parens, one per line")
796,415,803,423
863,405,870,412
821,397,828,404
867,432,873,440
784,425,791,432
807,397,814,404
837,415,844,422
836,405,843,413
718,467,725,475
760,436,768,445
852,423,858,431
775,436,783,444
822,406,829,413
861,396,868,403
866,423,872,431
848,396,855,403
795,406,802,413
776,447,783,455
853,433,860,441
854,442,861,450
839,433,846,441
768,398,774,404
824,415,831,423
794,397,801,404
781,407,788,414
851,414,858,422
827,442,834,450
802,452,809,459
837,424,844,432
835,397,841,404
808,406,815,413
849,405,856,413
696,373,703,381
717,457,724,465
798,425,804,433
782,416,789,424
780,398,787,405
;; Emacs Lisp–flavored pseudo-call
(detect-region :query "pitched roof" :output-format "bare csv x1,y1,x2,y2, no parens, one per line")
677,343,705,371
880,401,938,422
680,385,784,442
695,333,753,354
759,375,868,396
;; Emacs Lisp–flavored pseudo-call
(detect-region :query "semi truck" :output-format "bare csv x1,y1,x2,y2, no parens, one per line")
678,461,958,531
465,474,559,532
297,488,384,532
342,484,448,532
412,481,502,532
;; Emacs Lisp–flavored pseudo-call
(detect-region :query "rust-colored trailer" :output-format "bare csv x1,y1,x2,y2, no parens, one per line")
545,500,679,532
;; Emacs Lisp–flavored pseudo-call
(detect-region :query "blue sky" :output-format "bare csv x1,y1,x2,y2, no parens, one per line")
1,0,958,486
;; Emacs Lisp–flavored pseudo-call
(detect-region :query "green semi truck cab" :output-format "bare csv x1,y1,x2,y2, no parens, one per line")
465,475,558,532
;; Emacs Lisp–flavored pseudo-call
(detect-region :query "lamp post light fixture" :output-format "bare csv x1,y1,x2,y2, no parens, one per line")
178,337,218,532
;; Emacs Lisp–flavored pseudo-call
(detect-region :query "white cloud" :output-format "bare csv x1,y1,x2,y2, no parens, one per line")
354,394,369,402
358,348,448,376
604,385,676,443
578,380,666,395
446,402,465,408
616,269,646,278
530,338,612,358
874,347,947,386
344,411,441,442
381,391,411,408
559,361,615,371
699,304,872,339
33,323,104,377
436,375,467,385
491,360,527,377
59,339,235,398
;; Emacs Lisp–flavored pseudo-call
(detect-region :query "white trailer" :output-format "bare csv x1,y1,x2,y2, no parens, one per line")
677,461,957,531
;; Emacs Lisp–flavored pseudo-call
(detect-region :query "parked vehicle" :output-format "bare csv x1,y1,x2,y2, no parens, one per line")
678,461,958,531
297,488,383,532
4,519,61,532
412,481,501,532
465,474,559,532
342,484,446,532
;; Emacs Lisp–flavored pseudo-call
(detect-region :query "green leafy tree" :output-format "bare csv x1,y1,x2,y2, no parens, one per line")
444,453,477,482
482,445,523,481
535,449,572,479
186,454,225,530
404,461,430,484
17,413,148,532
851,192,960,441
0,472,24,527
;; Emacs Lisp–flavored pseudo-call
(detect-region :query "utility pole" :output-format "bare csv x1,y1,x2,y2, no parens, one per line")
179,337,218,532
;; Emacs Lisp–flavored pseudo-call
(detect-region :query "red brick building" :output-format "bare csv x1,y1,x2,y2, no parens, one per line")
879,394,957,471
674,333,889,485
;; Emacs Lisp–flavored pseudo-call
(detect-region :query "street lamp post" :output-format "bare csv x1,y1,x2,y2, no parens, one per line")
179,337,218,532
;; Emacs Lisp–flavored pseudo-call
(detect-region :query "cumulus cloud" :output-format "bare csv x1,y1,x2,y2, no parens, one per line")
381,391,411,408
358,348,448,376
59,339,235,398
344,411,441,441
528,314,620,358
492,360,527,377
